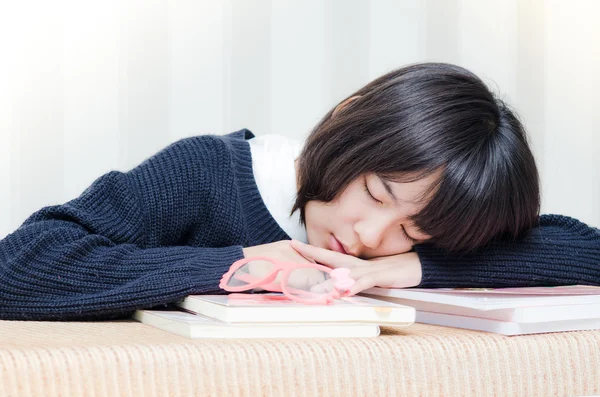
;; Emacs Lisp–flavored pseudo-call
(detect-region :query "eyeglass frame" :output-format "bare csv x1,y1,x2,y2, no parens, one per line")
219,256,355,305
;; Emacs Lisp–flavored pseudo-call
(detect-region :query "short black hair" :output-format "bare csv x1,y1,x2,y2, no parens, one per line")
292,62,540,253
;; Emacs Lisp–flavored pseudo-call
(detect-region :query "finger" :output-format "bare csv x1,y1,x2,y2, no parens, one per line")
307,269,326,287
309,279,336,293
290,239,359,268
348,274,380,295
344,262,391,279
310,266,377,295
348,262,414,295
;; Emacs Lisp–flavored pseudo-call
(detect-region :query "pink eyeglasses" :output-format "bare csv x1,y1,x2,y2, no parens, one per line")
219,256,356,305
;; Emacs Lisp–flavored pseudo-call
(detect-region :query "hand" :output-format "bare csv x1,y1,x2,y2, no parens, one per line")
242,240,326,290
289,239,423,295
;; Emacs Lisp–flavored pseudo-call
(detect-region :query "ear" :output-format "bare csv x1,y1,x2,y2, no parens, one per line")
332,95,361,117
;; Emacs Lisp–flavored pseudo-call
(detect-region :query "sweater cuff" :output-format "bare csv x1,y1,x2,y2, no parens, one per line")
190,246,246,294
413,244,454,287
413,242,554,289
413,244,489,288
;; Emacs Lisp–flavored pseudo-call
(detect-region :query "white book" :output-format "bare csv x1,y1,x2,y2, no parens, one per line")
363,285,600,323
416,311,600,336
365,297,600,323
176,294,415,326
364,285,600,310
133,310,380,338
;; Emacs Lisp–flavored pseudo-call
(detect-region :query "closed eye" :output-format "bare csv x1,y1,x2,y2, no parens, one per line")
400,226,416,244
363,179,382,204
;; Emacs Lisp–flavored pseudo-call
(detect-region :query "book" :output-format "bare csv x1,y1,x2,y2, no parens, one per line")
175,293,415,326
374,299,600,323
133,310,380,338
416,311,600,336
363,285,600,335
363,286,600,322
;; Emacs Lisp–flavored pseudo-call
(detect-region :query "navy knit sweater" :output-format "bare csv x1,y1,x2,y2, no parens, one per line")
1,129,599,321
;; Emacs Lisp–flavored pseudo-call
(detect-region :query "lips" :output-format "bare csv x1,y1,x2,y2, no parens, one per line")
329,234,348,255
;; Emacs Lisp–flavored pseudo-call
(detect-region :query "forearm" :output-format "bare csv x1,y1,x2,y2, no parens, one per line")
0,224,244,321
0,135,248,321
414,214,600,288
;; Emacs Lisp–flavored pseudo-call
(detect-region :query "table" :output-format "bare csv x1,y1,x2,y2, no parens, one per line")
1,320,599,397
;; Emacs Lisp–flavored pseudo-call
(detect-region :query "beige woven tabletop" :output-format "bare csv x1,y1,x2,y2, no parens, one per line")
1,319,599,397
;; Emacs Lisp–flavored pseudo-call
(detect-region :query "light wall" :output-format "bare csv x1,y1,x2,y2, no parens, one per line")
0,0,599,238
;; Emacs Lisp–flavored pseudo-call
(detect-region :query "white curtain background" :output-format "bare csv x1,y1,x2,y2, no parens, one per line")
0,0,599,239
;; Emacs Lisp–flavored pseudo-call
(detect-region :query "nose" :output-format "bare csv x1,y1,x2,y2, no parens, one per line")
353,215,391,250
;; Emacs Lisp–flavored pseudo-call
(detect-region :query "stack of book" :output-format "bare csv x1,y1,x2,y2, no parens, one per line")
133,294,415,338
363,285,600,335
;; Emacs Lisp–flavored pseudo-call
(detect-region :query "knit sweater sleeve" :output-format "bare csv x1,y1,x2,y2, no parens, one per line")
414,214,600,288
0,136,246,321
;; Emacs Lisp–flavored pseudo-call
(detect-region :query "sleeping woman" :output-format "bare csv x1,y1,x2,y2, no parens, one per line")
1,62,598,320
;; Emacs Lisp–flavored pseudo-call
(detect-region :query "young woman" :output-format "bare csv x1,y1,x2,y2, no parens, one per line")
1,63,598,321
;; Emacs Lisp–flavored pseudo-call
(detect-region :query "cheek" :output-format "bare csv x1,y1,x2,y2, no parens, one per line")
306,200,342,224
304,201,348,244
304,202,322,226
335,193,366,223
303,203,329,243
383,240,414,256
363,240,413,259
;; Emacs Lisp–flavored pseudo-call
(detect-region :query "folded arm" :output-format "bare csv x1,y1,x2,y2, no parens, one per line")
414,214,600,288
0,137,244,321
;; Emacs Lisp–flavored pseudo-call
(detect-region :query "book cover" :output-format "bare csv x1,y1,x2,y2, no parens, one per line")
363,285,600,310
176,293,415,326
401,285,600,295
133,309,381,338
370,298,600,323
363,285,600,332
416,311,600,336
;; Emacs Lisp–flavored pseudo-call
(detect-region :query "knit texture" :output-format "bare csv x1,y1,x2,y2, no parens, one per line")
0,130,288,321
416,214,600,288
0,129,599,321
